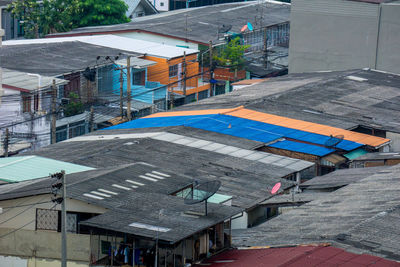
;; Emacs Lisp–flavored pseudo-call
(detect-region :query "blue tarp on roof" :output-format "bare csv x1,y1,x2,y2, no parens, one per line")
106,114,363,156
268,140,335,157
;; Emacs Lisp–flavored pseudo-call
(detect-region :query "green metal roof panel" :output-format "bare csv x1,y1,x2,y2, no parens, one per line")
0,156,95,183
208,193,232,204
344,148,368,160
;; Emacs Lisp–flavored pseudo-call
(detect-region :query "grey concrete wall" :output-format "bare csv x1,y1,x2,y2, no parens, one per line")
0,228,90,262
376,3,400,74
289,0,379,73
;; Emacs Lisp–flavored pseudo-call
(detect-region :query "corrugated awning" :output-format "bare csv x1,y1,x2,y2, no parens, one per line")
115,57,157,69
344,148,368,160
322,154,347,165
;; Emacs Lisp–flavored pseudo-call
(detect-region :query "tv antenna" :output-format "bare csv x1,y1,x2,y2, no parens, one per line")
325,135,344,148
184,180,221,215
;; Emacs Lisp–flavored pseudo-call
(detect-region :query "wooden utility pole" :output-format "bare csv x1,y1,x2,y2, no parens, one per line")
51,79,57,144
119,69,124,118
263,28,268,68
127,57,132,121
209,40,214,97
3,128,9,157
183,51,187,97
89,106,94,132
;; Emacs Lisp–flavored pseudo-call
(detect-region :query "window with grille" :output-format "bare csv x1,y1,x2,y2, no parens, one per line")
22,95,32,113
169,65,178,77
36,208,58,231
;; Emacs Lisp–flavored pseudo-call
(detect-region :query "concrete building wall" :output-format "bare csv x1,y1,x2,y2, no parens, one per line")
0,194,107,230
387,132,400,152
375,3,400,74
0,228,91,262
289,0,379,73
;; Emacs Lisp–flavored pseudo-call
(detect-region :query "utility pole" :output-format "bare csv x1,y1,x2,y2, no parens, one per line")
183,51,187,97
61,170,67,267
119,69,124,118
127,57,132,121
51,170,67,267
209,40,214,97
51,79,57,144
263,28,268,68
89,106,94,132
3,128,9,157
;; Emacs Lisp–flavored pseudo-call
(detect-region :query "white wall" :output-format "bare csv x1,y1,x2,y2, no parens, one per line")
0,88,53,150
154,0,169,12
115,31,199,50
387,132,400,152
231,212,248,230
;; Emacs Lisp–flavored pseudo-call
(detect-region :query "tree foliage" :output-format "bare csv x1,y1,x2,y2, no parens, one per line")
213,37,250,70
7,0,129,38
77,0,130,27
63,92,84,117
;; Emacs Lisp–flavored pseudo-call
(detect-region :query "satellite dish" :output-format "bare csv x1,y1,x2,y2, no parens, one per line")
247,22,254,31
219,24,232,33
271,182,281,195
325,135,344,148
184,180,221,215
241,25,248,32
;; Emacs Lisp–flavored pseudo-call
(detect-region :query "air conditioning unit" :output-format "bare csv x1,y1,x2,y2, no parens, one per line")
61,98,70,105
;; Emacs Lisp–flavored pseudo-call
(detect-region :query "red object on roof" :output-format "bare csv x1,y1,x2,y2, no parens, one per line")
193,245,400,267
241,25,248,32
271,182,281,194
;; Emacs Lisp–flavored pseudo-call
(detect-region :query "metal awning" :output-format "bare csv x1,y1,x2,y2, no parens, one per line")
321,154,347,165
344,148,368,160
115,57,157,69
3,68,68,92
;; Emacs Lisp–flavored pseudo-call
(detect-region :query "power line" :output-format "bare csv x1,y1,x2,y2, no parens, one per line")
0,203,58,240
0,195,50,225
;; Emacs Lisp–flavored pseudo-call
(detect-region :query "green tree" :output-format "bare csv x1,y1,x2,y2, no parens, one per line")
75,0,129,27
63,92,84,117
7,0,129,38
213,37,250,71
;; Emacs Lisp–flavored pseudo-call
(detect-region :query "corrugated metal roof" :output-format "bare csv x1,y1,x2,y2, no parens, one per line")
344,148,368,160
193,245,400,267
145,108,389,148
224,108,390,148
268,140,335,157
107,114,363,156
0,156,94,183
4,35,199,59
145,108,239,118
3,68,67,91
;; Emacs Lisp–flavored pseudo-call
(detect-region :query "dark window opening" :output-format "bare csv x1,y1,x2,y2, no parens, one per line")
169,65,178,78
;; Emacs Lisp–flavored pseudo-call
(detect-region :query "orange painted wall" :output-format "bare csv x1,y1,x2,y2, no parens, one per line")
144,54,200,88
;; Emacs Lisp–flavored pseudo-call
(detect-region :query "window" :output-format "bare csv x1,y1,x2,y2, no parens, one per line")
169,64,178,78
160,2,164,6
36,208,58,231
34,94,39,112
22,95,32,113
132,70,145,85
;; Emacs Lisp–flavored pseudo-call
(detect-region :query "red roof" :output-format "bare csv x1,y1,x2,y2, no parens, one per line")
193,245,400,267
